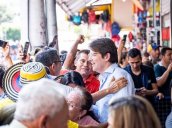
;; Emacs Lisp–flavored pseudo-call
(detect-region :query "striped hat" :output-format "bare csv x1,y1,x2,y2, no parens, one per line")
2,62,50,102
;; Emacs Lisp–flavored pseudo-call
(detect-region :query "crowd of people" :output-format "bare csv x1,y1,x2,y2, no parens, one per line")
0,35,172,128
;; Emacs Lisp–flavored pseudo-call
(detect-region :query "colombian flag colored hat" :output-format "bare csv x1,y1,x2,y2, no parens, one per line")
2,62,50,102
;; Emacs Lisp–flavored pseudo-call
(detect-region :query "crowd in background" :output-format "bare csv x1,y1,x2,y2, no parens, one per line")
0,34,171,128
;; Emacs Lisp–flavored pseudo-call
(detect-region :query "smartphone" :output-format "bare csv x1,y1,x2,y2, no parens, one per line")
135,88,142,93
0,40,7,48
23,42,30,59
122,35,127,43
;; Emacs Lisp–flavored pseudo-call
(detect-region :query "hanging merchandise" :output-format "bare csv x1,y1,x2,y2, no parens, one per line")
128,32,134,42
81,9,89,23
112,35,120,42
88,8,96,24
72,13,81,25
67,15,73,22
138,11,143,23
111,22,121,37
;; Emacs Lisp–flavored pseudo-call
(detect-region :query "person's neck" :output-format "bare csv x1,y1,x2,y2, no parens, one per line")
131,68,141,75
100,62,113,74
82,74,90,81
161,60,169,68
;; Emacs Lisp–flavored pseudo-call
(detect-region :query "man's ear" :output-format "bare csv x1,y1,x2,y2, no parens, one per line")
104,53,111,62
79,110,87,119
39,115,48,128
51,63,56,70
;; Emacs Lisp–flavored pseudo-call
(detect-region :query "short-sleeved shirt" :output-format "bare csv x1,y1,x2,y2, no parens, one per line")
60,69,100,93
125,64,157,90
84,74,100,93
154,63,172,96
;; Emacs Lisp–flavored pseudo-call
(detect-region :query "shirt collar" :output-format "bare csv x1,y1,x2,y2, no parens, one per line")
10,120,28,128
103,63,118,74
99,63,118,80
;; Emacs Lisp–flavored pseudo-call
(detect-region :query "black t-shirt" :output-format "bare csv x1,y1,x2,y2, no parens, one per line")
130,72,143,88
125,65,157,90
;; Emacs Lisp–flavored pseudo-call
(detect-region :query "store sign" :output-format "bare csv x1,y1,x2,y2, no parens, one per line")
161,0,170,15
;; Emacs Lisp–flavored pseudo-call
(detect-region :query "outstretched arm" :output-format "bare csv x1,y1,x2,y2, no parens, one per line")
63,35,84,69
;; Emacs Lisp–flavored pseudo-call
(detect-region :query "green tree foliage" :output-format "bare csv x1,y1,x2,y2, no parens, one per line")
0,5,13,24
6,28,21,41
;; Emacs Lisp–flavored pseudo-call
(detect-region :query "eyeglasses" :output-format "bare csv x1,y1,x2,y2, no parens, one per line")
54,60,63,65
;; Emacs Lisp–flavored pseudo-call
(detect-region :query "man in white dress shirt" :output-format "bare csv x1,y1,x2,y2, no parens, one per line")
89,38,135,123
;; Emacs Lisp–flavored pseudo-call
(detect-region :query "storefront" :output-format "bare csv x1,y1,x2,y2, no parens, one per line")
161,0,171,47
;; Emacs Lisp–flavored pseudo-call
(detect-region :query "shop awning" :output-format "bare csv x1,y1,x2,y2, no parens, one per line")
56,0,112,15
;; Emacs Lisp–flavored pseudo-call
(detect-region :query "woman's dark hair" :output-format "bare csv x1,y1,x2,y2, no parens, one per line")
60,71,85,87
79,87,93,111
77,87,99,122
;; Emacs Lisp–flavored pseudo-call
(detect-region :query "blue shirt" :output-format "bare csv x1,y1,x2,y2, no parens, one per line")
92,63,135,123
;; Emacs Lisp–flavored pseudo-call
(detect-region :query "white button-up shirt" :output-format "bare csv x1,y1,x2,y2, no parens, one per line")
93,63,135,123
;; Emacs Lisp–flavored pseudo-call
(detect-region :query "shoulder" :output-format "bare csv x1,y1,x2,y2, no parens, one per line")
124,65,131,72
115,67,131,76
142,65,154,72
154,63,161,69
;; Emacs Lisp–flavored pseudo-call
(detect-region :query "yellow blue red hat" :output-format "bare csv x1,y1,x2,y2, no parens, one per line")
2,62,51,102
147,43,160,53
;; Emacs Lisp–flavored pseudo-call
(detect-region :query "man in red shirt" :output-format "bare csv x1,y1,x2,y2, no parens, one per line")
62,35,99,93
74,50,100,93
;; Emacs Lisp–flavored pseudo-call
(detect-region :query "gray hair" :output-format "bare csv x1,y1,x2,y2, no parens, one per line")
67,87,93,111
14,78,66,121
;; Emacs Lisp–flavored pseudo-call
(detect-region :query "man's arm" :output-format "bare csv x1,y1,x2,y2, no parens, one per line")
63,35,84,69
156,63,172,87
138,84,158,96
79,123,108,128
117,40,125,64
92,77,127,103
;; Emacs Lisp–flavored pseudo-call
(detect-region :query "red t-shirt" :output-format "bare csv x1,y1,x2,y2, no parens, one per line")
60,70,100,93
84,74,100,93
